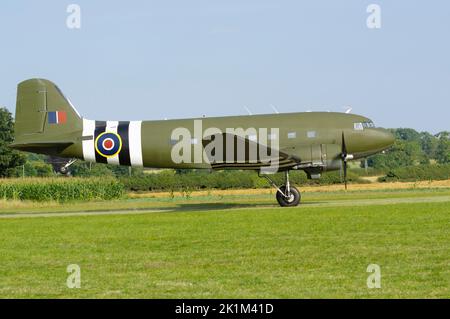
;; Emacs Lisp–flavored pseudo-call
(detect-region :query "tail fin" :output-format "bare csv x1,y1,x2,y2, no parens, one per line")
11,79,82,151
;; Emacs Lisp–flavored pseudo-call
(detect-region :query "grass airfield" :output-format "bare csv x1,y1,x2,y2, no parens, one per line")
0,184,449,298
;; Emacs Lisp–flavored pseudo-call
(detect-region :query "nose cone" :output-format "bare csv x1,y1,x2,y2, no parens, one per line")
345,127,395,157
373,128,395,151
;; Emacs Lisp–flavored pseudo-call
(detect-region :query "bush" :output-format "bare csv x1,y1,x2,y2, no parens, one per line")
0,178,124,202
7,161,54,177
378,164,450,182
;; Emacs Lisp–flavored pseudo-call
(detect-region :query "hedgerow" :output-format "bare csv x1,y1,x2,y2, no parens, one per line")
119,169,366,192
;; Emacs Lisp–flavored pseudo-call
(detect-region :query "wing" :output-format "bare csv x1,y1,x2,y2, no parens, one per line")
202,133,300,171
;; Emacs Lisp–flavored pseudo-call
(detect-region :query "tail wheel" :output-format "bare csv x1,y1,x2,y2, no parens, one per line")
276,186,301,207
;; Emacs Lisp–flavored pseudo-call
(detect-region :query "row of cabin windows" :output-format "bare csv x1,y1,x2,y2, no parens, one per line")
171,122,374,145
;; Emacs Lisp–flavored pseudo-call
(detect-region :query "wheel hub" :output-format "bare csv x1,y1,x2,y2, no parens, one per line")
285,192,294,202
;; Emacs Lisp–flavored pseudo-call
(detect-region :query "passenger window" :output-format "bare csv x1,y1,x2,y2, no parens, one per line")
287,132,296,139
354,123,364,131
307,131,316,138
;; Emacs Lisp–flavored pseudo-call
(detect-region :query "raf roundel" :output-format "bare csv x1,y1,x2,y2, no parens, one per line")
95,132,122,158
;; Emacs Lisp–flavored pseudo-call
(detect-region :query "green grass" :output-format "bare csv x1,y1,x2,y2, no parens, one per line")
0,189,449,298
2,187,450,215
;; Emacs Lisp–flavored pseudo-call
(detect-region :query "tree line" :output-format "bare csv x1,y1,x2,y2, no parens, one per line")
366,128,450,169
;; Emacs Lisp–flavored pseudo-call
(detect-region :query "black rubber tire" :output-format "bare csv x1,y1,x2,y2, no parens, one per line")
276,186,301,207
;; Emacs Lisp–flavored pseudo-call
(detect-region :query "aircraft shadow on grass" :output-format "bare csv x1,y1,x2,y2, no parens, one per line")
169,201,324,213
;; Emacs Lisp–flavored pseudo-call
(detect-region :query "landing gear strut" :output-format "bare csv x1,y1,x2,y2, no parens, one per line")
59,159,77,175
260,170,301,207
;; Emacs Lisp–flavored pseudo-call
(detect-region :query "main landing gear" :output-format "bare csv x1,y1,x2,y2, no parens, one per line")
260,171,301,207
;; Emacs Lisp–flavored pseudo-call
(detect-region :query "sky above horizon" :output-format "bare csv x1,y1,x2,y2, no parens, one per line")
1,1,449,133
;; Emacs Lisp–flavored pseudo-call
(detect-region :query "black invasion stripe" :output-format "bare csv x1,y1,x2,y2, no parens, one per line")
117,121,131,166
94,121,108,164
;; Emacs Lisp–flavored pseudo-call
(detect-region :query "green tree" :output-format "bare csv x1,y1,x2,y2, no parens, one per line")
393,128,421,142
0,107,26,177
367,140,423,169
419,132,437,162
435,134,450,164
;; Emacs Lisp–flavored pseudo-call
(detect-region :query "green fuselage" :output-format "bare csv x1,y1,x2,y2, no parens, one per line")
52,112,393,172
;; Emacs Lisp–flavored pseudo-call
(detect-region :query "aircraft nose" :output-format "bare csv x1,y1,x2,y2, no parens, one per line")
374,128,395,150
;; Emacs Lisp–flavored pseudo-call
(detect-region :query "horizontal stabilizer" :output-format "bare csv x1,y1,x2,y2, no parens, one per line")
9,141,74,152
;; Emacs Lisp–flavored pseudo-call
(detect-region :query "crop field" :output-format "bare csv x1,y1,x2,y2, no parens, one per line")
0,185,449,298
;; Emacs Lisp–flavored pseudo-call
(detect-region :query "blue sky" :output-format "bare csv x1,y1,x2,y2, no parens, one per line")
1,1,449,133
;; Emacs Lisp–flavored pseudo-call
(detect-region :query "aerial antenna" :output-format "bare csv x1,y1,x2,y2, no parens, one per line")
270,104,280,114
243,106,252,115
344,106,353,114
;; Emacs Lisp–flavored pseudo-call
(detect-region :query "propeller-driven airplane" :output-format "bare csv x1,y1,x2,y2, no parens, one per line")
10,79,394,206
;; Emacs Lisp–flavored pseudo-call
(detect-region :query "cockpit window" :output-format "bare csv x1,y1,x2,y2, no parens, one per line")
354,121,375,130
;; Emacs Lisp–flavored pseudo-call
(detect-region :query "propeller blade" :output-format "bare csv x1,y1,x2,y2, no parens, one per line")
341,132,347,156
344,159,348,190
342,132,348,190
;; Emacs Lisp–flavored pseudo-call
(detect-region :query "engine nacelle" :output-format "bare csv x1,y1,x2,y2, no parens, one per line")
295,144,342,179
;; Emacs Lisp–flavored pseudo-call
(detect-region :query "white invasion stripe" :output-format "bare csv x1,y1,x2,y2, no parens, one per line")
105,121,120,165
82,119,96,162
129,121,143,167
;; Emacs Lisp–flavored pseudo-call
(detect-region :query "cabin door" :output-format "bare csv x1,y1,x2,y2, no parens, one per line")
311,144,324,166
